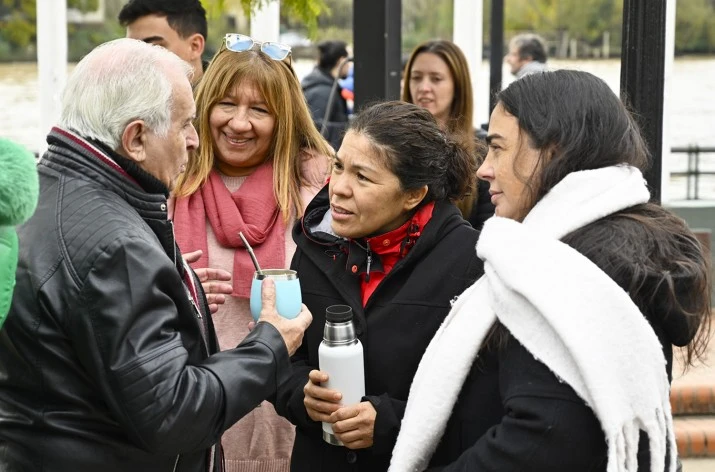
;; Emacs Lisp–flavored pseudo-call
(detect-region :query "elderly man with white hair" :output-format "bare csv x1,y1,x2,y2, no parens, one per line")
0,38,312,472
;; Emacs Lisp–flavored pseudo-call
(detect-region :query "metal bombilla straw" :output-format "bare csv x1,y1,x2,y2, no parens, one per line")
238,232,264,277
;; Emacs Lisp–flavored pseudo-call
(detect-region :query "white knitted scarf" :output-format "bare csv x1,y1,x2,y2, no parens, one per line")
389,166,676,472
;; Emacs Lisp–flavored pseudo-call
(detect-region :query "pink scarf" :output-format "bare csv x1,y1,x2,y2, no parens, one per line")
173,162,286,298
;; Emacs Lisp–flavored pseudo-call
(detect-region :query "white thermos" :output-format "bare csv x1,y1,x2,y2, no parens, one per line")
318,304,366,446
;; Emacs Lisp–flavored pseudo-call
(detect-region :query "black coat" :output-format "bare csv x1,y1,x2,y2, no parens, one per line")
466,179,495,231
302,67,349,150
274,187,484,472
467,127,496,231
0,128,292,472
426,206,697,471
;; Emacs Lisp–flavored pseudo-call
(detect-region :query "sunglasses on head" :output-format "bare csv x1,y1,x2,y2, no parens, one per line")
223,34,292,63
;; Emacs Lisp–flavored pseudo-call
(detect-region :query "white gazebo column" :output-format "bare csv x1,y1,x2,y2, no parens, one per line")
453,0,485,128
661,0,676,203
250,0,280,43
36,0,68,157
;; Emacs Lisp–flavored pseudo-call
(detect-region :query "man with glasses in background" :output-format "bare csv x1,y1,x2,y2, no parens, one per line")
119,0,208,86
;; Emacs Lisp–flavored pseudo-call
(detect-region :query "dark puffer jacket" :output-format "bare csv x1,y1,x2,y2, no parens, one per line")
0,128,292,472
302,67,349,150
274,186,486,472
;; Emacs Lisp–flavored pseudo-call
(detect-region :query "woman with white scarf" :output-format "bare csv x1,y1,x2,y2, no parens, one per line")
389,70,712,472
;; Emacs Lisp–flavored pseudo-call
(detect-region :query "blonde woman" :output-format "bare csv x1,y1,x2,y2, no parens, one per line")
172,34,332,472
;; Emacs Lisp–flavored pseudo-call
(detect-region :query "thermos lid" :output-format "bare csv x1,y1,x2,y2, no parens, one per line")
325,304,353,323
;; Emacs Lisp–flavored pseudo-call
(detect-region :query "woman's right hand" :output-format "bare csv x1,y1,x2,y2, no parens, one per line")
304,370,342,422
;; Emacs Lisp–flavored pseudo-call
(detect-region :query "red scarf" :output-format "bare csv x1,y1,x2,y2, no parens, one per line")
173,162,286,298
359,202,435,305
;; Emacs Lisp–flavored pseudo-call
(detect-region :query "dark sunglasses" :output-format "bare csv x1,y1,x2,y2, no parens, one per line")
223,34,292,64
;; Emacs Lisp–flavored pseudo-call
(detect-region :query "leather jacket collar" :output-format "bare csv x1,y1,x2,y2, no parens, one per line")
44,127,170,221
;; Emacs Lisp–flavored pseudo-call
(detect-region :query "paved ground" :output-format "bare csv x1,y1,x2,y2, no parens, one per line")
681,457,715,471
672,321,715,460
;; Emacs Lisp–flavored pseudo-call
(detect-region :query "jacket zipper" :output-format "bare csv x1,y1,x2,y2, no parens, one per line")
189,297,202,320
170,221,209,356
350,239,373,282
365,240,372,282
169,210,213,471
170,221,198,317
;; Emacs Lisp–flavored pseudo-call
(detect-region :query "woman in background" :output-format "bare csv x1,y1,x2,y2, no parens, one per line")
390,70,712,472
275,101,486,471
172,34,332,472
402,39,494,230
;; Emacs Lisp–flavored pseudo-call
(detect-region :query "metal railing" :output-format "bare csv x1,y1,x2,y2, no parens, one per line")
670,146,715,200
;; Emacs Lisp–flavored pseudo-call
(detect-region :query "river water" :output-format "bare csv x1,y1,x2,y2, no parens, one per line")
1,58,714,199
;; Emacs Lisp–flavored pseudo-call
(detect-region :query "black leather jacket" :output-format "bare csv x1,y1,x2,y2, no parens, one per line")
0,128,292,472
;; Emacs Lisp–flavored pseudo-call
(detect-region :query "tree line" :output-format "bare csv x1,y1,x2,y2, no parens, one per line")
292,0,715,57
0,0,713,62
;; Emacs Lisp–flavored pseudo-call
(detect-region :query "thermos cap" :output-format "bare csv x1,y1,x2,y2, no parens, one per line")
325,304,353,323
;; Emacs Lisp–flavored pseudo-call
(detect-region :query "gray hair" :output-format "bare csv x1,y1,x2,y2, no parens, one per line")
509,33,548,63
59,38,193,149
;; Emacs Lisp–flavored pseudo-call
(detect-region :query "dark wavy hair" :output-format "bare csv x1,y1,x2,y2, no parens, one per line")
317,40,348,70
562,205,711,367
498,69,649,211
496,69,711,365
348,101,476,205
